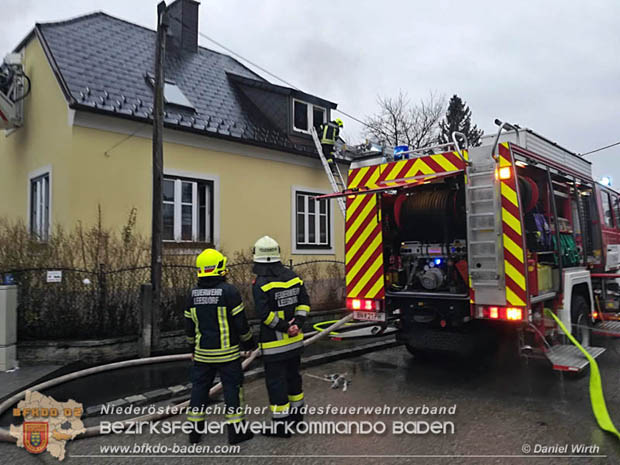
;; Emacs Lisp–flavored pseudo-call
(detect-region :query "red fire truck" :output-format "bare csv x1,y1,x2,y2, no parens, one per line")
325,120,620,372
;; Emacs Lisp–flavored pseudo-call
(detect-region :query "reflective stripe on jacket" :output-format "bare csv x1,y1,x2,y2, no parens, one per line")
253,264,311,359
184,278,253,363
321,122,340,145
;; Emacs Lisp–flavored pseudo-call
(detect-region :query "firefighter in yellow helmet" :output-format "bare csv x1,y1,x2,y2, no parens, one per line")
252,236,310,437
185,248,257,445
320,117,344,163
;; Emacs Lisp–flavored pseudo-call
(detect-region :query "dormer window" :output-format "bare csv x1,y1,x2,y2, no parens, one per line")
292,98,326,134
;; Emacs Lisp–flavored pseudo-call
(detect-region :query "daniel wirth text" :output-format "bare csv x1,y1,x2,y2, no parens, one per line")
533,444,600,454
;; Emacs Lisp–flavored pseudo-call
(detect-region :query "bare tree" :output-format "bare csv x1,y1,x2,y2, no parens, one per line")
364,91,445,148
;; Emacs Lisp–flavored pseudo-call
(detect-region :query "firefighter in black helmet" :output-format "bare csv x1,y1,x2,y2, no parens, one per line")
252,236,310,437
320,117,344,163
185,248,257,445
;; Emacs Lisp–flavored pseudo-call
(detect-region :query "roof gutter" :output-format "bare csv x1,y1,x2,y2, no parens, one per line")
69,102,347,163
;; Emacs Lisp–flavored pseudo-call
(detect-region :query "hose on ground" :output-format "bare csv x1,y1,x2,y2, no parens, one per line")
0,313,355,443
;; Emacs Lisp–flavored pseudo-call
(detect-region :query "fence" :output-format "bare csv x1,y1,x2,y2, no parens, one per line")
0,260,345,340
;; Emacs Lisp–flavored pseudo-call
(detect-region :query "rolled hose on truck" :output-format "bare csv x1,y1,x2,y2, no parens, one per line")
0,314,355,443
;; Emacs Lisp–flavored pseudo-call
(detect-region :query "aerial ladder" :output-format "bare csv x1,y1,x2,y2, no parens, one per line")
311,126,347,218
0,53,29,130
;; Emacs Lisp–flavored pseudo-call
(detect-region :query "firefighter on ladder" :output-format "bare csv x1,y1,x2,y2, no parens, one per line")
185,248,257,445
252,236,310,437
320,118,344,163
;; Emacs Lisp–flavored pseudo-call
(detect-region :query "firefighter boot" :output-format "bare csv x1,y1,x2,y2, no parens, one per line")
289,411,303,429
227,422,254,445
262,418,292,438
189,420,204,444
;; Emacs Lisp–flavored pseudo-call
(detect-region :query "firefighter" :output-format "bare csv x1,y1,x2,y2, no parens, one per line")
252,236,310,437
320,117,344,163
185,248,257,445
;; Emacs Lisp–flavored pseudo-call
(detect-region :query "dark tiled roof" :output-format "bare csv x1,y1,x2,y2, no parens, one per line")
33,12,334,156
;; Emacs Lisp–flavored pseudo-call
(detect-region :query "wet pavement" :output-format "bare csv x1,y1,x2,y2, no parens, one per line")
1,335,619,464
0,333,380,427
0,364,63,400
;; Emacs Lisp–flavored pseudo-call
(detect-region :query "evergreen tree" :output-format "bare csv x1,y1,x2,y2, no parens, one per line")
438,95,484,147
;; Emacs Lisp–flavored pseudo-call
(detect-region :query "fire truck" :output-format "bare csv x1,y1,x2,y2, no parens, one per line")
321,120,620,372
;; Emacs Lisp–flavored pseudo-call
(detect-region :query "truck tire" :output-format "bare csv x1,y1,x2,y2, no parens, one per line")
571,293,591,347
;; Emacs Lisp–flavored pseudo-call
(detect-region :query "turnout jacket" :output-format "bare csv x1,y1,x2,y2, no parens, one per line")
320,121,341,145
253,263,311,360
184,277,255,363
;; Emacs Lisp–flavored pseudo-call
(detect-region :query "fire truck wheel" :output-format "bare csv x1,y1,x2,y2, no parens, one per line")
570,293,591,347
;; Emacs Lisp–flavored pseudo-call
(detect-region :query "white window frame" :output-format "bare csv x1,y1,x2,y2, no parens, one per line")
291,186,334,255
27,165,52,241
163,169,220,246
292,98,327,134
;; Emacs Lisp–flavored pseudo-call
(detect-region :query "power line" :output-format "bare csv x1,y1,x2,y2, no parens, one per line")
195,30,371,128
199,33,301,91
165,13,371,129
581,140,620,157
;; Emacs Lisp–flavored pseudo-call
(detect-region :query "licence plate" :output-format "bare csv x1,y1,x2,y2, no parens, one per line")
353,311,386,322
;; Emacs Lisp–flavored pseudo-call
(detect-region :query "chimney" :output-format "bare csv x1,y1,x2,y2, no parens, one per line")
167,0,200,53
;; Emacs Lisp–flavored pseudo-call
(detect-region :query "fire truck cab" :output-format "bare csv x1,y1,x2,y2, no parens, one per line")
337,121,620,372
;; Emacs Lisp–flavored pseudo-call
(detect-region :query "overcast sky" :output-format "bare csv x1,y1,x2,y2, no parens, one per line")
2,0,619,183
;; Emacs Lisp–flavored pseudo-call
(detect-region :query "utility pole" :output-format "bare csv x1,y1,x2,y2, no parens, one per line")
151,1,168,350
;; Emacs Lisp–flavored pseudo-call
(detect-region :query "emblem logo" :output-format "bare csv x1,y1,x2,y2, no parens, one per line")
23,422,49,454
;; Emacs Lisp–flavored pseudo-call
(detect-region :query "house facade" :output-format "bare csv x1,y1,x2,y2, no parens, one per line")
0,1,346,262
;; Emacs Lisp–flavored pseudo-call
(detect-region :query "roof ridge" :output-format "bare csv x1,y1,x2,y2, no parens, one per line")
36,11,106,28
37,10,268,83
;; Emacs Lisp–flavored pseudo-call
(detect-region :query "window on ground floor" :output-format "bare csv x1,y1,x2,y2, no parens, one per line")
163,176,213,243
294,190,331,250
30,173,50,241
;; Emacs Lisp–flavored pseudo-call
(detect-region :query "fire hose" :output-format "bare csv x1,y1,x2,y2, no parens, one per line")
544,309,620,440
0,313,355,443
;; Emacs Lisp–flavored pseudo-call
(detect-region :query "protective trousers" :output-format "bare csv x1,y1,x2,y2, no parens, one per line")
188,358,245,424
263,355,304,419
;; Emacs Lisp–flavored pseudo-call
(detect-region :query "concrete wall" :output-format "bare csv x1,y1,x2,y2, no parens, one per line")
0,35,344,262
0,286,18,370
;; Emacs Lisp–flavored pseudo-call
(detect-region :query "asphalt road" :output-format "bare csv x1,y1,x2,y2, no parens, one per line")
1,335,619,465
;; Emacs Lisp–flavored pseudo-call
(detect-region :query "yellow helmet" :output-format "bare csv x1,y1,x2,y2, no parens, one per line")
196,248,228,277
335,118,343,127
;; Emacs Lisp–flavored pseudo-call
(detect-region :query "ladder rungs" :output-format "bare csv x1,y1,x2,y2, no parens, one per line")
470,227,494,231
470,199,494,204
467,184,494,190
469,213,495,217
472,280,501,286
470,240,496,245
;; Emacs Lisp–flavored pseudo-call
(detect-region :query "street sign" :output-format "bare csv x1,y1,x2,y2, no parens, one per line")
46,271,62,283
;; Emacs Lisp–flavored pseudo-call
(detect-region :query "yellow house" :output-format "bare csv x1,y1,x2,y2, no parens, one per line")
0,1,346,263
